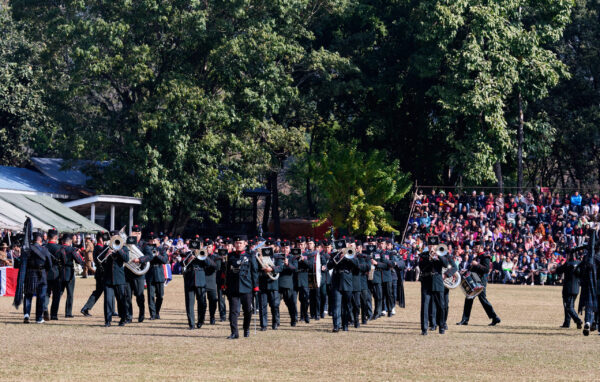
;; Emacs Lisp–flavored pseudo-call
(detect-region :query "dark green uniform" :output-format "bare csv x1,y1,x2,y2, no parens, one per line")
328,253,358,331
124,247,152,323
183,253,217,328
258,254,282,329
556,259,582,327
103,247,130,325
81,244,107,314
278,253,298,326
145,246,169,319
206,253,220,324
57,245,85,317
419,251,448,334
225,251,259,337
295,251,314,323
44,241,62,319
459,252,500,324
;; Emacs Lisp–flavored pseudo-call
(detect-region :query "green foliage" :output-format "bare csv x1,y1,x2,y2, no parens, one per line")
0,7,48,166
311,140,411,235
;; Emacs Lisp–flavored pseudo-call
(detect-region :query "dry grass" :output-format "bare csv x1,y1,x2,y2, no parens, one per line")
1,278,599,381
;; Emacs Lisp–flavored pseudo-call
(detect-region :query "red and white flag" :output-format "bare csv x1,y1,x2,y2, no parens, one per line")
0,267,18,297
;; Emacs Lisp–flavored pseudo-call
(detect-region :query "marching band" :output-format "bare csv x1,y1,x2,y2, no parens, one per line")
9,223,600,339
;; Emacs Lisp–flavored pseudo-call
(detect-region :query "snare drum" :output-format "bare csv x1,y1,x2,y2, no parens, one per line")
460,271,484,299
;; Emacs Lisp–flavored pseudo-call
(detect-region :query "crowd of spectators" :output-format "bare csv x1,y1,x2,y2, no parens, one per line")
401,189,599,286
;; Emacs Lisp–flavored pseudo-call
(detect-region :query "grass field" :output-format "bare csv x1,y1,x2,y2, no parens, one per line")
1,277,599,381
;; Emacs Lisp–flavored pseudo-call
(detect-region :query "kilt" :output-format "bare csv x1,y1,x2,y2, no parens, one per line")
24,269,46,295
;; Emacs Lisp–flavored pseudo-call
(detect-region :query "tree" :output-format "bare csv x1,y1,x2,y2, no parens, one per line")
311,139,411,235
0,7,48,166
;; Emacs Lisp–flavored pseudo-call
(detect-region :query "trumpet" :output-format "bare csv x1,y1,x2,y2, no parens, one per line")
182,247,209,272
332,248,355,264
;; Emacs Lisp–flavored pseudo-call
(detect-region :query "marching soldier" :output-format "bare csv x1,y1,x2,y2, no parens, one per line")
204,238,220,325
216,237,231,322
51,234,85,318
44,229,61,321
351,241,370,328
369,238,387,320
102,231,130,326
81,232,110,316
380,238,395,317
257,238,282,330
278,240,298,327
319,240,331,319
18,233,53,323
328,240,358,332
457,241,501,326
295,237,313,324
308,238,322,321
124,233,151,323
360,242,375,325
183,240,217,329
145,233,169,320
555,250,582,329
225,235,259,339
419,237,448,335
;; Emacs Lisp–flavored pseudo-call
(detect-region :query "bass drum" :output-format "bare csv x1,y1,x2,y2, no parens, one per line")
460,271,484,299
308,252,322,289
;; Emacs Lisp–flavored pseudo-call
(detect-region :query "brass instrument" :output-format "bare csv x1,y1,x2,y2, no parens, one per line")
332,247,355,264
97,234,126,263
435,244,461,289
256,248,279,281
182,247,209,273
98,228,150,276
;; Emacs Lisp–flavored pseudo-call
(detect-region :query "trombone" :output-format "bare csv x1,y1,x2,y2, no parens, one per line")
97,234,126,263
182,247,209,272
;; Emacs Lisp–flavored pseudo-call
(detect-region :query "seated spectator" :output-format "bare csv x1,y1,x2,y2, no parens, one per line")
0,242,11,266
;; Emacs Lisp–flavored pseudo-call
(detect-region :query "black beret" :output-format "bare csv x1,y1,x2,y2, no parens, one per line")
146,232,157,241
233,235,248,242
204,238,214,246
265,237,274,246
32,232,43,241
132,225,141,232
295,236,306,243
223,237,232,244
281,239,291,247
61,233,73,241
48,228,59,237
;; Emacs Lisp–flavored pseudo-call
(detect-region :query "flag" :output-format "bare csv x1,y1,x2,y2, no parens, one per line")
0,267,19,297
163,263,172,286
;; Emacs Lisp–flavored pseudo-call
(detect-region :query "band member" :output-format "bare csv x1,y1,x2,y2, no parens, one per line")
369,238,387,319
457,242,501,326
328,240,359,332
308,238,322,321
124,233,151,323
380,238,394,317
44,228,61,320
419,237,448,335
361,242,375,324
395,248,406,309
216,237,231,322
387,240,398,315
225,235,259,339
278,240,298,327
351,241,370,328
102,231,130,326
81,232,110,316
555,250,582,329
295,237,313,324
145,233,169,320
575,231,599,336
55,234,85,318
183,240,217,329
17,233,53,323
204,238,220,325
319,240,331,319
257,238,282,330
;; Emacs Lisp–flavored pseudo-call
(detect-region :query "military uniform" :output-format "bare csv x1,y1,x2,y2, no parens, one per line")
395,253,406,308
257,250,282,330
295,249,314,323
369,249,388,319
359,253,373,324
319,250,330,318
145,246,169,319
380,248,394,316
556,258,582,328
216,248,228,321
328,250,358,331
351,250,370,328
458,252,500,325
309,250,323,320
278,250,298,326
103,247,130,326
183,245,217,329
56,243,85,317
44,239,62,320
124,239,152,323
205,250,220,325
19,242,53,322
81,242,108,315
225,248,259,338
419,251,448,334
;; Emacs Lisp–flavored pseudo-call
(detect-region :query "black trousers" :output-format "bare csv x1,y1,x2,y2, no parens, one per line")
104,284,128,324
185,286,206,327
332,289,353,329
461,284,497,322
61,278,76,316
147,282,164,318
326,283,334,316
370,282,383,317
382,281,393,314
82,277,105,312
562,294,581,326
360,288,372,322
279,287,297,324
259,290,280,329
297,286,309,320
421,288,444,332
47,279,62,318
207,288,218,320
228,293,253,335
319,282,328,317
126,276,146,321
309,287,321,319
351,290,361,323
444,288,449,323
24,283,47,322
217,287,227,319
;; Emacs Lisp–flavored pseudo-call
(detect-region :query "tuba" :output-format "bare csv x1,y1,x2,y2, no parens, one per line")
436,244,461,289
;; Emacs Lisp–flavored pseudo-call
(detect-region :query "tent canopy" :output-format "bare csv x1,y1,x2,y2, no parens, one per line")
0,192,105,233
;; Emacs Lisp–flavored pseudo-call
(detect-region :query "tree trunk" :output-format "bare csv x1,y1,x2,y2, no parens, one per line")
494,161,503,193
271,171,281,236
306,129,316,217
517,92,524,192
262,178,272,234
